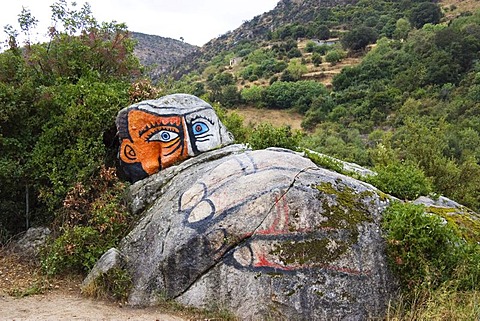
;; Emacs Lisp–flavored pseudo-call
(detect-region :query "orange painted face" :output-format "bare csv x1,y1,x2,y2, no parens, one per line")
119,109,188,175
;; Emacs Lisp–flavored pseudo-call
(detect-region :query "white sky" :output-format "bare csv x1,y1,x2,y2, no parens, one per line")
0,0,279,47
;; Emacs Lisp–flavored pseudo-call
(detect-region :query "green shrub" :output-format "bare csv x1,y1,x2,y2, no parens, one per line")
325,50,344,65
41,167,134,275
312,53,323,66
367,161,432,200
382,202,480,298
41,226,105,275
383,202,457,290
241,85,264,107
248,123,302,150
212,103,250,144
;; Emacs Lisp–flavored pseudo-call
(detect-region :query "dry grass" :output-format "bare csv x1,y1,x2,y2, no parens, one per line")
0,245,82,297
440,0,480,20
386,285,480,321
229,106,304,130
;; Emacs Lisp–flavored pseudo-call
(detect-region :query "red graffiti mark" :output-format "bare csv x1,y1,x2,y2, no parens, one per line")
237,194,369,275
248,248,369,276
257,194,291,235
254,252,368,275
253,252,295,271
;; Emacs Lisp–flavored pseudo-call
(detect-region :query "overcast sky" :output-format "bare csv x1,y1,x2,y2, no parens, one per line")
1,0,279,47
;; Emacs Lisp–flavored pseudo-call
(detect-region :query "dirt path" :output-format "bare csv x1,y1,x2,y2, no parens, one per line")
0,251,188,321
0,292,185,321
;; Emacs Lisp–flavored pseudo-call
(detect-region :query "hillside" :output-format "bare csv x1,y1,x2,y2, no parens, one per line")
131,32,198,81
157,0,480,214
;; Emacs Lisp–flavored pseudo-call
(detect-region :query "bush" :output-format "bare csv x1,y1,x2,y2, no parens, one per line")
41,167,134,275
248,123,302,150
82,267,132,301
325,50,345,65
366,161,432,200
383,203,450,289
312,53,323,66
212,103,250,144
263,80,328,112
383,201,480,302
241,85,264,107
41,226,105,275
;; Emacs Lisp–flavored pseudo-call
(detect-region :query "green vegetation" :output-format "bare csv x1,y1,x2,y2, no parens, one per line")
40,166,136,275
0,1,142,276
82,267,132,301
247,123,302,150
366,161,432,200
382,201,480,318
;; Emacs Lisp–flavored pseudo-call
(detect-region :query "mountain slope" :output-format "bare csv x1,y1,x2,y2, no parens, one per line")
131,32,198,81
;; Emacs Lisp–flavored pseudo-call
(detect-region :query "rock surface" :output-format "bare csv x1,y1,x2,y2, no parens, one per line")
109,145,395,320
81,248,124,292
13,227,51,259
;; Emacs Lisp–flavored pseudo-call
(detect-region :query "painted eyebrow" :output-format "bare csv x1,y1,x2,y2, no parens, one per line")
189,114,214,125
139,121,180,137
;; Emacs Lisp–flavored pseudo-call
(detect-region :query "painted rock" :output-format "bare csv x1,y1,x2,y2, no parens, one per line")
114,145,395,320
116,94,233,182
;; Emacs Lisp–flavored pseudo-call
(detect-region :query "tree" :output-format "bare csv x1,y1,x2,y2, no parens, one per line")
341,26,378,51
393,18,411,40
314,24,330,40
409,2,443,29
0,1,140,238
219,85,241,107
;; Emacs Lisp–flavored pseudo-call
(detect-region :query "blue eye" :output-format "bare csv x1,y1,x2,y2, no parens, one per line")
147,130,179,142
192,121,209,135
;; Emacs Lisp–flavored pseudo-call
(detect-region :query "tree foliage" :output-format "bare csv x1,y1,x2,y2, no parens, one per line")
409,2,443,29
0,1,140,240
341,26,378,51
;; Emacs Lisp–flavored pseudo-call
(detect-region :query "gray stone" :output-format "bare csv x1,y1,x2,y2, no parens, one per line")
13,227,51,259
303,149,376,177
113,146,395,320
82,248,125,291
414,195,465,209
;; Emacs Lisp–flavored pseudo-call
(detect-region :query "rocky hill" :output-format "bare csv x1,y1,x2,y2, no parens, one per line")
130,32,198,81
170,0,359,78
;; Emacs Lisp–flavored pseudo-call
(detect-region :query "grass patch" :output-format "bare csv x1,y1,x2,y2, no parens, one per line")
387,284,480,320
154,293,238,321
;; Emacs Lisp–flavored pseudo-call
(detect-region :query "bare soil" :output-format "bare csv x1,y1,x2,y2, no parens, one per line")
0,292,184,321
0,249,190,321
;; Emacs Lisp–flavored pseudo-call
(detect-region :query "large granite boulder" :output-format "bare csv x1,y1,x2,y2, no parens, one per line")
105,144,395,320
84,94,396,319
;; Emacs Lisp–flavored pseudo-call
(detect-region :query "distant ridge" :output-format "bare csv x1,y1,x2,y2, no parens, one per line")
130,31,198,81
